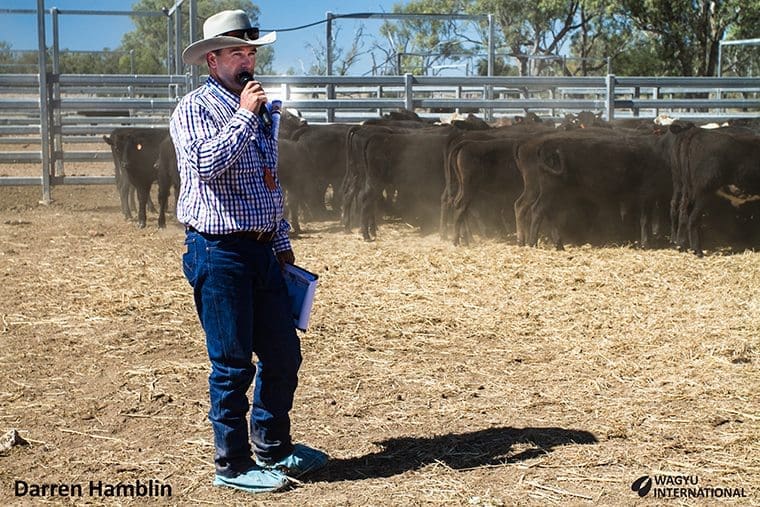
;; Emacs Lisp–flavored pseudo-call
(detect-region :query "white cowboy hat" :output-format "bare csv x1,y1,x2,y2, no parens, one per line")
182,10,276,66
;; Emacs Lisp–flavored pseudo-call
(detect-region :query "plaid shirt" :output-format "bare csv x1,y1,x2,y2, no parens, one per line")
170,76,291,253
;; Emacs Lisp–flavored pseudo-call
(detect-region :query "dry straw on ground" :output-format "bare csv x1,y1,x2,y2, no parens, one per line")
0,184,758,506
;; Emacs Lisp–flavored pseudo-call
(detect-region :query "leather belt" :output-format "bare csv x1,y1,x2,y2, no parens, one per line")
186,226,276,243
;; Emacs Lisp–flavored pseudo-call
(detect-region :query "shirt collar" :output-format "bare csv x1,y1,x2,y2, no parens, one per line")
206,76,239,107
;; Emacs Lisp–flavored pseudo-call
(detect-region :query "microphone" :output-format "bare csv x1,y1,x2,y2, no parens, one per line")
238,72,272,128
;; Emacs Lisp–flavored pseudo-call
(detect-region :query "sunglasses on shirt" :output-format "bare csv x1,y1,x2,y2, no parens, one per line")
221,28,260,41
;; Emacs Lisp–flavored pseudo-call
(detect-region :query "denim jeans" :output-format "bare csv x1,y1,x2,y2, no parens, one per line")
182,230,302,477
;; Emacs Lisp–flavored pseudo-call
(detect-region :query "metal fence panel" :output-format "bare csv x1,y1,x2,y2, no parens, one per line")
2,72,760,199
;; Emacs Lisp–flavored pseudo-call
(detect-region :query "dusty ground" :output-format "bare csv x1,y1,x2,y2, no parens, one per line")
0,180,758,506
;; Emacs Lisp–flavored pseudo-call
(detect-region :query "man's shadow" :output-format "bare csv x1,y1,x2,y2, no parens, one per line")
312,426,597,482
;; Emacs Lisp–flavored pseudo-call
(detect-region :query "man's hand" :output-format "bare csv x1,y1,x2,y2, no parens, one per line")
276,249,295,269
240,80,268,116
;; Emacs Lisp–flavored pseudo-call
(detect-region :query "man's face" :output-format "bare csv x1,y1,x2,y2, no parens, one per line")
207,45,257,94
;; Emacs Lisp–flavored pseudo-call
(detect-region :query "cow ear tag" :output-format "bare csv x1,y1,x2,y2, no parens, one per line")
263,167,276,191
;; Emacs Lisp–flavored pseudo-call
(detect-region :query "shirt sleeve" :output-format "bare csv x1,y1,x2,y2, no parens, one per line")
171,100,260,182
273,218,293,253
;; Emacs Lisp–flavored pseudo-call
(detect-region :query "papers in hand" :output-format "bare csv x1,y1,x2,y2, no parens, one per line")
282,263,318,331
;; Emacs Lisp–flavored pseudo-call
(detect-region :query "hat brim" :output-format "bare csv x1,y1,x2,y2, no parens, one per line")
182,32,277,65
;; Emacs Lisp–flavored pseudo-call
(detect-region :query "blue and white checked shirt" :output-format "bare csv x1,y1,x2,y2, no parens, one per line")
169,76,291,253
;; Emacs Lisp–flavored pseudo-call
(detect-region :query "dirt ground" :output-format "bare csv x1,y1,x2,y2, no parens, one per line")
0,181,758,506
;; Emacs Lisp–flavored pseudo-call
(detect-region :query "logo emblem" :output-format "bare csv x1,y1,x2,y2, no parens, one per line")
631,476,652,497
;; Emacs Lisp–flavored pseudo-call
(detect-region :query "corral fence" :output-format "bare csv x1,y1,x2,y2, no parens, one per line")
2,1,760,202
3,71,760,203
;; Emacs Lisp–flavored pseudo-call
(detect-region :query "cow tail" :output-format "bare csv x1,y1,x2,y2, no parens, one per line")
451,143,466,209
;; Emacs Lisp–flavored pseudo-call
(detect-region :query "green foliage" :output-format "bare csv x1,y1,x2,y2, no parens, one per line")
0,1,272,75
376,0,760,77
3,0,760,76
0,42,33,73
619,0,760,75
381,0,477,75
127,0,271,74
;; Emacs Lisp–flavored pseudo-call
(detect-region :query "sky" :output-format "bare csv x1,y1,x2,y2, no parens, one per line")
0,0,412,74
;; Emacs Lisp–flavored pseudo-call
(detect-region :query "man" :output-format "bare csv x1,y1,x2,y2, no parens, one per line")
170,9,327,494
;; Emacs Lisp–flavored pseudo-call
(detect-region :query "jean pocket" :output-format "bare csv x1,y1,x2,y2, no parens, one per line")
182,235,198,286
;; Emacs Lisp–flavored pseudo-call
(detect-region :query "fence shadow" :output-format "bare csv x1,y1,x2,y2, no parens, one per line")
310,426,597,482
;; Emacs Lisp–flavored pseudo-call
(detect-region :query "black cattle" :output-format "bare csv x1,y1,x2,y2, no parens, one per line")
440,120,553,243
659,122,700,245
441,113,492,131
447,134,531,246
104,130,156,221
277,108,308,140
103,127,168,228
675,127,760,256
515,128,672,250
341,124,398,231
290,123,354,219
278,138,312,234
155,135,180,229
513,128,621,246
356,126,456,240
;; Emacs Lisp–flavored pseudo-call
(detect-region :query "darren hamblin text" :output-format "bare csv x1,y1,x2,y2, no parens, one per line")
14,479,172,497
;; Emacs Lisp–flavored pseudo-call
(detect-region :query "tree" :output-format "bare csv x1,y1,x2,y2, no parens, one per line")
375,0,760,77
0,41,22,73
475,0,597,76
125,0,272,74
304,24,369,75
379,0,479,75
720,7,760,76
383,0,608,76
619,0,760,76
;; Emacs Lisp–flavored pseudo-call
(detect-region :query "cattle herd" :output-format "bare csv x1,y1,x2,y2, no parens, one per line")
103,108,760,257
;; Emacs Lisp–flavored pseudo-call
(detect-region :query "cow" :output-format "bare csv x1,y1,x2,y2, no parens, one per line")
341,123,398,231
155,135,180,229
660,122,701,245
515,128,672,250
103,127,168,228
290,122,354,219
104,129,156,221
438,112,492,131
448,135,528,245
664,121,760,250
277,108,308,139
278,138,312,235
675,127,760,256
439,120,556,241
513,127,619,246
354,125,457,240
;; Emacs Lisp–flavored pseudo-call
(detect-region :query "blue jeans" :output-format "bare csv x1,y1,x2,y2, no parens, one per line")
182,230,302,477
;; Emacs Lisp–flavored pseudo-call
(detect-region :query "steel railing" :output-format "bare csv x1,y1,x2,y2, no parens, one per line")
2,72,760,201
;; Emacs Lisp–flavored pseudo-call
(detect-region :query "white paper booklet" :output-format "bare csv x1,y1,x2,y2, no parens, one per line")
282,263,318,331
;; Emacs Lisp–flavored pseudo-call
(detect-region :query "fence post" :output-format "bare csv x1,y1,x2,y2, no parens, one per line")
404,73,414,112
174,4,183,75
50,7,64,179
166,14,173,76
326,12,334,77
605,73,616,121
37,0,52,203
189,0,199,89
